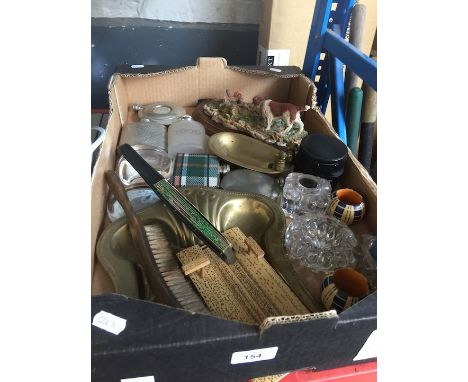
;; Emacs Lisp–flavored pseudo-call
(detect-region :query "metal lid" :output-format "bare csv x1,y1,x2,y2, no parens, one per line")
133,102,186,125
179,115,193,120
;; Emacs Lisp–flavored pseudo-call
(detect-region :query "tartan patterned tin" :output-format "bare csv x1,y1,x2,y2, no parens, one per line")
171,154,221,187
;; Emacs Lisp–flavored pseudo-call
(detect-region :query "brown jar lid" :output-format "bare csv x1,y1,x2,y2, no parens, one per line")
333,268,369,298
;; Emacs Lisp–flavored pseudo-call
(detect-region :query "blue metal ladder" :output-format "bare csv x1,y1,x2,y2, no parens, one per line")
303,0,377,145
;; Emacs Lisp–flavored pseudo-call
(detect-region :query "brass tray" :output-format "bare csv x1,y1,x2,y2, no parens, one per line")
208,132,292,175
96,186,321,312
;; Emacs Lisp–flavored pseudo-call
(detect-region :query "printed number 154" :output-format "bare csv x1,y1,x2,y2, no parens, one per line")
246,353,262,360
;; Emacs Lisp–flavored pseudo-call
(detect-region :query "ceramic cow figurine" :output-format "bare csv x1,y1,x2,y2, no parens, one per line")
253,95,310,135
222,90,244,116
225,89,244,103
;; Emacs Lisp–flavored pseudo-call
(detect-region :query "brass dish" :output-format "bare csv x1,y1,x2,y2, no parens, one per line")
208,132,292,175
96,186,321,312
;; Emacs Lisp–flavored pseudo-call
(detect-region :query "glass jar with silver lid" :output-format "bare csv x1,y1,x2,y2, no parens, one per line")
119,118,168,153
167,115,208,159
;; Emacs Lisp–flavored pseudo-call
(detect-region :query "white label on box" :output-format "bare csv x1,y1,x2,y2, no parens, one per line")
121,377,155,382
257,45,290,66
92,310,127,335
353,330,377,361
231,346,278,364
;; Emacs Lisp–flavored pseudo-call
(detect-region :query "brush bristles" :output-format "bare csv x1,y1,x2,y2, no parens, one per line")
144,224,209,314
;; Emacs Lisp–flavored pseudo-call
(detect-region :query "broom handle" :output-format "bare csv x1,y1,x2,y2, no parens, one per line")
345,87,363,156
104,170,181,308
344,4,367,108
357,81,377,172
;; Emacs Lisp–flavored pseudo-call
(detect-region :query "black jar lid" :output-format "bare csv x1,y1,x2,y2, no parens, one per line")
299,134,348,164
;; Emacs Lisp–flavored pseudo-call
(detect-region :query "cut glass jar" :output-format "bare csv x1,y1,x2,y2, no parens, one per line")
280,172,331,217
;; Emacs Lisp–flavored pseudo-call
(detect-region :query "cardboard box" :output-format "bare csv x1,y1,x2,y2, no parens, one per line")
257,0,315,67
91,57,377,381
257,0,377,69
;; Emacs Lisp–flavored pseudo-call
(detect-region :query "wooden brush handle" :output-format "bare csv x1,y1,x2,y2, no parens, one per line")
105,170,139,222
104,170,181,308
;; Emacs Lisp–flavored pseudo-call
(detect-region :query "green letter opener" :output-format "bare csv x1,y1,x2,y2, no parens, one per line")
118,144,236,264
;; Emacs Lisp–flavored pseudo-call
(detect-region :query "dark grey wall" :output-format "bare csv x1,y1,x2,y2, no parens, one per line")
91,18,259,109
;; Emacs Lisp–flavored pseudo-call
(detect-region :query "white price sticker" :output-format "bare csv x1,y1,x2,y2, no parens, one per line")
231,347,278,365
257,45,290,66
92,310,127,335
121,377,155,382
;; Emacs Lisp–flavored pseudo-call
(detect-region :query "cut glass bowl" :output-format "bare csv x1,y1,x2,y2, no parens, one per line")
285,214,357,272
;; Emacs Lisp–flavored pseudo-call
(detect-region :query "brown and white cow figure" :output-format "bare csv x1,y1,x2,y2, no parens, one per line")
253,95,310,136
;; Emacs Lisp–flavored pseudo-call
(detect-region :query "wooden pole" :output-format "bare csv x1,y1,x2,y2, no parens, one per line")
344,4,366,109
345,87,363,156
358,79,377,172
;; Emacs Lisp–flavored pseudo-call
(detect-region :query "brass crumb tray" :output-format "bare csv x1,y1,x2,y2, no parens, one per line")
96,186,321,312
209,132,291,175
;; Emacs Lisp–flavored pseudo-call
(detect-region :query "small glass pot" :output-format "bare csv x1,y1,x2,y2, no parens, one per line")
280,172,331,217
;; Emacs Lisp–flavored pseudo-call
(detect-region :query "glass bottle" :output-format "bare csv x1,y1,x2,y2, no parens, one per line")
167,116,208,159
119,118,167,153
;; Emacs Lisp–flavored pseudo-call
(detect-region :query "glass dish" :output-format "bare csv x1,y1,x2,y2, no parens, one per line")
285,214,357,272
117,146,172,186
